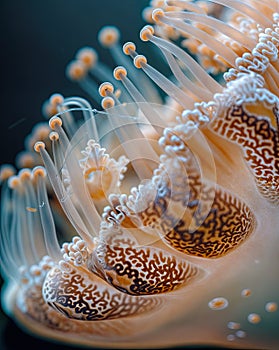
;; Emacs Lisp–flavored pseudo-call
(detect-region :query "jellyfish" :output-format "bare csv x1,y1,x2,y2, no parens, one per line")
0,0,278,349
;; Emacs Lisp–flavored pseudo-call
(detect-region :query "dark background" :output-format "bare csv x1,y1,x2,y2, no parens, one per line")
0,1,229,349
0,0,150,166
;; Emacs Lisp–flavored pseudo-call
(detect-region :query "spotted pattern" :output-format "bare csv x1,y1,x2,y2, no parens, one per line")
43,263,161,320
18,282,138,336
161,186,255,258
20,284,63,330
129,155,207,236
136,176,255,258
88,228,202,295
212,104,279,204
129,145,255,258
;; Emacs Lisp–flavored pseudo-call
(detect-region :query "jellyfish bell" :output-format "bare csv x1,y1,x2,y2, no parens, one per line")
1,0,279,349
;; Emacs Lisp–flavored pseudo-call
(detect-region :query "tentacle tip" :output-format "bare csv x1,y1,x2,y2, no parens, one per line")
49,116,63,130
140,25,154,42
0,164,16,183
7,175,20,189
99,82,114,97
123,41,136,56
113,66,127,80
34,141,46,153
76,47,97,68
66,60,87,81
49,93,64,107
152,8,165,23
133,55,147,69
32,166,47,178
101,96,115,110
49,131,59,142
98,26,120,48
18,168,32,181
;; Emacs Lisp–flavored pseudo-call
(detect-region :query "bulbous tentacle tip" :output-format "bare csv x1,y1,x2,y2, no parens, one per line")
75,47,98,69
0,164,16,184
98,26,120,48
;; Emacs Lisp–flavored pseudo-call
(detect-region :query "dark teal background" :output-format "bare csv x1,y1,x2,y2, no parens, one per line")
0,0,150,165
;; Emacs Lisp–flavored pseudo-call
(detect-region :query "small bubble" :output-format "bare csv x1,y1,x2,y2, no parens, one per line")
265,302,277,313
247,313,261,324
227,334,235,342
227,321,241,330
26,206,37,213
241,288,251,297
39,201,45,208
21,277,29,285
208,297,229,310
236,330,246,338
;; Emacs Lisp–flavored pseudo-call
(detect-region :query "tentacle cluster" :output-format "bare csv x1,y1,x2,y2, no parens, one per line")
0,0,278,346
